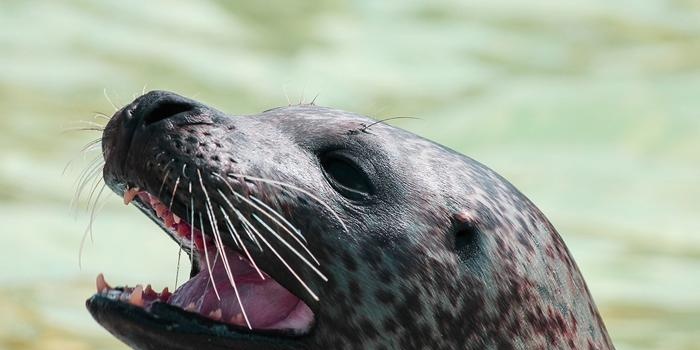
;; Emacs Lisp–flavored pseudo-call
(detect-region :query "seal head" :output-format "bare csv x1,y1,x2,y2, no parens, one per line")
88,91,614,349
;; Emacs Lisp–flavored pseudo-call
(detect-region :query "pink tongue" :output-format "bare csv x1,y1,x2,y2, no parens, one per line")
168,247,302,329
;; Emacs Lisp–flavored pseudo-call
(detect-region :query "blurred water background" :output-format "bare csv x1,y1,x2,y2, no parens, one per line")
1,1,699,349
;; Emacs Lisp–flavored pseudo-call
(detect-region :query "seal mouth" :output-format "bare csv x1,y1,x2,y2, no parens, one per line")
89,187,315,335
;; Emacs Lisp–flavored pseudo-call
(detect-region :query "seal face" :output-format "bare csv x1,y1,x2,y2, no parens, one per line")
88,91,614,349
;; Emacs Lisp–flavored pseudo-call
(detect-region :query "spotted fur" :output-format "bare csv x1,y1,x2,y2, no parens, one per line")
96,91,614,350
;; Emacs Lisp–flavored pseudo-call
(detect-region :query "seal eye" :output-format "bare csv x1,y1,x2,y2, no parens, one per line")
321,154,372,199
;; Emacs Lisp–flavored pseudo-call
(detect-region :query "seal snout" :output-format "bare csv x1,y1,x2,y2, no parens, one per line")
101,91,208,186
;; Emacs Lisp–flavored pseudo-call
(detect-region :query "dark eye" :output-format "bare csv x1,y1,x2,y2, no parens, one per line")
321,154,373,199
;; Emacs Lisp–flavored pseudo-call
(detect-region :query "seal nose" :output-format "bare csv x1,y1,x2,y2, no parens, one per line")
132,90,197,126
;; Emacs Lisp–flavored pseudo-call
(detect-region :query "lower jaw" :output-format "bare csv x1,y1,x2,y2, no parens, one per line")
94,246,314,333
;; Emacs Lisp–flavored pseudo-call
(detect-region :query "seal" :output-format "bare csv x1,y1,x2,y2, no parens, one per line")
86,90,614,349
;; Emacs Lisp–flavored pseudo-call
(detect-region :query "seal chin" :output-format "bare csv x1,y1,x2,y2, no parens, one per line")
86,188,315,349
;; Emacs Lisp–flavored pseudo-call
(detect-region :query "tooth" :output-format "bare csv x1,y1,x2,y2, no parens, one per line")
208,309,222,320
232,313,244,325
123,187,140,205
160,287,171,301
185,302,197,312
96,273,111,293
144,284,156,297
173,214,181,224
130,285,144,307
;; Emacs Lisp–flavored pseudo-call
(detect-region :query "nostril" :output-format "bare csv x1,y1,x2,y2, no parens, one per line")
142,101,194,126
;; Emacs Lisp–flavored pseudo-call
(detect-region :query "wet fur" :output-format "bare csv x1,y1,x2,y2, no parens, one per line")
96,91,614,349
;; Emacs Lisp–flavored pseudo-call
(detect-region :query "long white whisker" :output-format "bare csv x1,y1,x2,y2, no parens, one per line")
71,156,104,201
78,182,107,268
199,213,221,301
175,242,183,288
61,126,105,133
93,113,111,121
71,161,104,212
252,214,327,281
250,195,305,242
84,170,107,214
219,206,265,280
103,88,119,111
65,138,102,175
244,217,320,301
213,174,320,265
227,173,348,233
64,120,106,129
205,204,252,329
158,159,176,196
219,187,320,266
189,196,195,264
217,190,263,251
169,176,181,210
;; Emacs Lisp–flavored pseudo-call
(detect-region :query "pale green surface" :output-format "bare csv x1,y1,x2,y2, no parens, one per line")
1,1,699,349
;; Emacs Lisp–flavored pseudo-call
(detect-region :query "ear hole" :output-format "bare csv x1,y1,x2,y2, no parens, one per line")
455,225,479,262
452,211,481,263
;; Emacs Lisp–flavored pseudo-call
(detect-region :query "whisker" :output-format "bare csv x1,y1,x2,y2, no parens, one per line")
103,88,119,111
219,206,265,280
199,213,221,301
71,159,105,212
93,112,111,121
197,169,228,304
251,214,327,281
206,203,252,329
250,195,305,242
80,140,103,154
62,139,102,176
78,182,107,268
175,242,183,288
94,113,110,121
214,175,317,264
68,156,99,197
227,173,348,233
217,191,263,251
64,120,106,129
158,159,176,196
74,155,104,185
244,216,320,301
201,169,265,315
216,185,319,266
189,196,195,265
85,168,108,214
169,176,181,210
213,173,307,243
61,126,105,133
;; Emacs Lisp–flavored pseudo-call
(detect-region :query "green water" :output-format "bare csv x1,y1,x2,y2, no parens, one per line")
1,1,699,349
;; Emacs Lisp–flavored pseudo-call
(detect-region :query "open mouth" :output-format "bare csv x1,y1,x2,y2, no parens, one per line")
91,188,315,335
